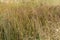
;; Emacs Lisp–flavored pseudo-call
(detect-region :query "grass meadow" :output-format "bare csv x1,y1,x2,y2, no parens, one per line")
0,1,60,40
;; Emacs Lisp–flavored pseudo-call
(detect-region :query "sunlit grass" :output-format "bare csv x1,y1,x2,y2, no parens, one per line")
0,0,60,40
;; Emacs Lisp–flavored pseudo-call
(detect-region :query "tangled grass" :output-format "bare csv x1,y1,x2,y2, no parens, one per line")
0,2,60,40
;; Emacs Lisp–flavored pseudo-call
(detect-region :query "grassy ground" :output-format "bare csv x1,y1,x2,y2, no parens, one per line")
0,1,60,40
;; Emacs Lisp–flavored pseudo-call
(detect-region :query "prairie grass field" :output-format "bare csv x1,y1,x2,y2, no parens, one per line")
0,0,60,40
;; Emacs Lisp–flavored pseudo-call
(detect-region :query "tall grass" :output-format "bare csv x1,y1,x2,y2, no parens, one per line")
0,2,60,40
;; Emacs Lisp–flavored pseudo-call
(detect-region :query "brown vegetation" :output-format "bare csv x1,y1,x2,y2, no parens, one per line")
0,3,60,40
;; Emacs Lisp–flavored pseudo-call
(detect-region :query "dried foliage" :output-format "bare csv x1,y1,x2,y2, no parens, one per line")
0,2,60,40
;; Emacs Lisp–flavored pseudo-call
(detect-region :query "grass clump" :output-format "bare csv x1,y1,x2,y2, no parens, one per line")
0,1,60,40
